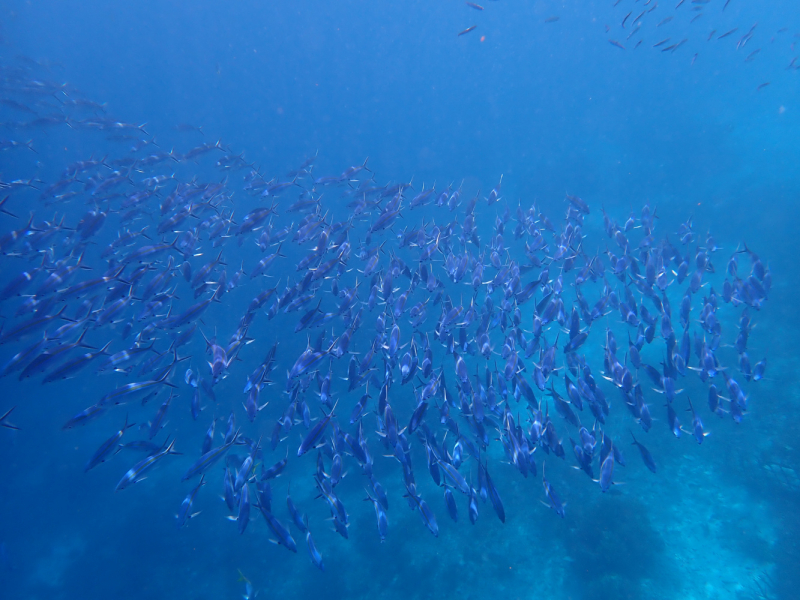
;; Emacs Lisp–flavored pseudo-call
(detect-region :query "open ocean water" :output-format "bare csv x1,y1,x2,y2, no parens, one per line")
1,1,799,599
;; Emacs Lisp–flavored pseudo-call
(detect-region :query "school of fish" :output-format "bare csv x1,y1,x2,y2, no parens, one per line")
0,53,771,571
457,0,797,92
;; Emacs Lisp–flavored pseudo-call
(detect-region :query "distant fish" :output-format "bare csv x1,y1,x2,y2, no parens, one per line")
630,431,657,474
458,25,477,36
662,39,688,52
609,39,626,50
465,2,483,10
541,463,565,518
173,124,204,136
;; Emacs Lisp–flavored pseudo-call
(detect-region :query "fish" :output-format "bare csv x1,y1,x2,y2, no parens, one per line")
541,463,565,518
176,475,206,528
458,25,477,37
630,431,657,473
686,396,708,444
0,305,68,346
84,414,134,472
365,489,389,541
256,502,297,553
236,482,251,534
305,531,325,571
404,485,439,537
99,369,177,406
182,428,240,480
42,341,113,383
115,438,179,491
297,401,337,456
597,451,615,493
483,464,505,523
745,49,761,62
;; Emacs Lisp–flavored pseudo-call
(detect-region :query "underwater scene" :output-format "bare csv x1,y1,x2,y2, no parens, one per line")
1,1,799,599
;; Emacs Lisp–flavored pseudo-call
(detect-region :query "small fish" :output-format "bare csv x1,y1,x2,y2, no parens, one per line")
176,475,205,528
306,531,325,571
541,463,565,518
483,465,505,523
465,2,483,9
745,49,761,62
297,400,337,456
239,576,257,600
257,503,297,553
365,489,389,541
686,396,708,444
597,450,615,493
85,414,134,472
630,431,657,473
609,39,626,50
458,25,477,37
116,438,179,491
236,482,251,534
404,485,439,537
182,428,239,480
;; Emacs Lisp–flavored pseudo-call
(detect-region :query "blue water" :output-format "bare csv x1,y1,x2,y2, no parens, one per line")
1,1,799,599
